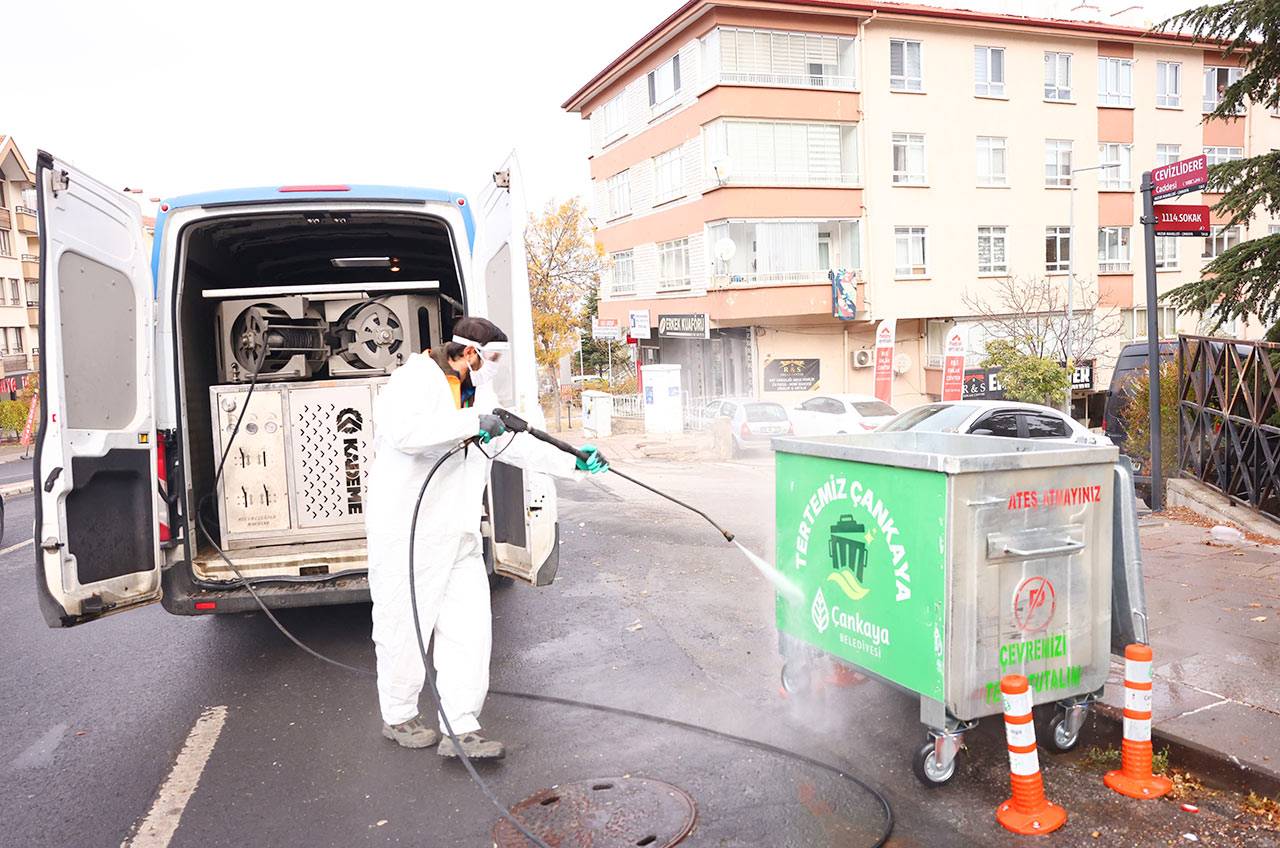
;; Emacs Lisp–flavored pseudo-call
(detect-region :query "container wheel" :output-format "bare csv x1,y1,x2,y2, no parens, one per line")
780,660,811,694
912,741,957,788
1045,712,1083,753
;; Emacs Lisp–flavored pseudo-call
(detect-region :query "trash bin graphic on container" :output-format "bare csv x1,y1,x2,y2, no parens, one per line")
828,514,870,600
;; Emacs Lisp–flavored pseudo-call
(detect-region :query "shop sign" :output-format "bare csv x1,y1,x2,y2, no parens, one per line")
963,360,1092,399
657,313,709,339
591,318,622,341
873,319,895,405
628,309,651,340
763,358,820,392
940,328,966,402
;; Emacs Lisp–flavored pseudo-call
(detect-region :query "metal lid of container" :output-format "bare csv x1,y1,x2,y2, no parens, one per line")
772,432,1119,475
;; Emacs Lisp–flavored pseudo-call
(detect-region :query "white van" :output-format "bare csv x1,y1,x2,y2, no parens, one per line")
34,153,561,627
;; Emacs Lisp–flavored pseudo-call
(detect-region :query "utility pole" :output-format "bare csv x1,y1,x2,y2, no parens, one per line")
1141,170,1163,511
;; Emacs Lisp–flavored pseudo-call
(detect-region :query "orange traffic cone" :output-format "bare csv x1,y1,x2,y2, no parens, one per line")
996,674,1067,835
1105,644,1172,799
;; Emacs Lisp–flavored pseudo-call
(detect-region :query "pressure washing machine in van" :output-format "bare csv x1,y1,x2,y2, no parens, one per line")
209,377,388,550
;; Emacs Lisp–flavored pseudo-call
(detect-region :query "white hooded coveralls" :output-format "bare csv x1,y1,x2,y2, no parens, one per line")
365,352,579,731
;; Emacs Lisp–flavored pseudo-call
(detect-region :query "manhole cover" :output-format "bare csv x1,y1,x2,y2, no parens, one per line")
492,777,696,847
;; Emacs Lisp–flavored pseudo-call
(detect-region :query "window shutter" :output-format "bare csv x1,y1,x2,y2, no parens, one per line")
808,124,840,181
672,53,681,91
974,47,988,88
991,49,1004,84
1044,53,1053,88
721,29,737,73
648,71,656,106
906,42,921,78
890,41,904,78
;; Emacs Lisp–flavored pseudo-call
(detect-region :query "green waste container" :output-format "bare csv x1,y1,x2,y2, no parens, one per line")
773,431,1130,787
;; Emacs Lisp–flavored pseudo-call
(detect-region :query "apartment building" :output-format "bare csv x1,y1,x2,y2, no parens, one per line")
0,135,39,396
562,0,1280,417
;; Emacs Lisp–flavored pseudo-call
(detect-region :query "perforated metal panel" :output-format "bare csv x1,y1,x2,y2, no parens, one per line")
288,383,377,529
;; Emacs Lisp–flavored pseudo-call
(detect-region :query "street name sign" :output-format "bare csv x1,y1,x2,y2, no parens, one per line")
1154,204,1210,237
591,317,622,341
1151,154,1207,201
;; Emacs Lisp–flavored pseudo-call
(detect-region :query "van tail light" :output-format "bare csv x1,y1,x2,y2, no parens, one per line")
741,422,751,440
156,437,171,543
194,601,217,611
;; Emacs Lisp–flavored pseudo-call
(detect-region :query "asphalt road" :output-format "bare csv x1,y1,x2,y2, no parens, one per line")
0,455,34,487
2,464,1274,847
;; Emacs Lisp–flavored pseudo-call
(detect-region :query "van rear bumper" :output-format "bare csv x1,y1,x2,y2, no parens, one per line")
160,562,370,615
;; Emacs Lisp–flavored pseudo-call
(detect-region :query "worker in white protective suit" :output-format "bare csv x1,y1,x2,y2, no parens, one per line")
365,316,607,758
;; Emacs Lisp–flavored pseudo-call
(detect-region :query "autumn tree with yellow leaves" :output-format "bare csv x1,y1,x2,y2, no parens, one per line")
524,198,605,389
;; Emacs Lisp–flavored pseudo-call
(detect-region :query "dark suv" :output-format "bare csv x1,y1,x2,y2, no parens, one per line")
1103,341,1175,471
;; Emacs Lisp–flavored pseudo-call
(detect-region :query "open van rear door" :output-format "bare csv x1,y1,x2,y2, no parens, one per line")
475,154,560,586
34,153,161,626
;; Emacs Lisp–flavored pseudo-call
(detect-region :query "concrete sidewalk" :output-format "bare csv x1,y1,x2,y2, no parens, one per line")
1098,515,1280,793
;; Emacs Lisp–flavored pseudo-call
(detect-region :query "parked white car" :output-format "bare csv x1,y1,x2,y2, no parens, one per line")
879,400,1110,445
790,394,898,436
697,397,793,453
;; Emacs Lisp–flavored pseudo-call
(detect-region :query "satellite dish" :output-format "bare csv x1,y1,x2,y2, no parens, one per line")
714,237,737,262
712,157,733,184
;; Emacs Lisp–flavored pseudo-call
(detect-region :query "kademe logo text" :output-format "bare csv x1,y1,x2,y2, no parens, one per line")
794,475,914,604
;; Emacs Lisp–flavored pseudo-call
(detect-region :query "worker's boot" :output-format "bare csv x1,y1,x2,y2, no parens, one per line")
382,716,441,749
438,731,506,759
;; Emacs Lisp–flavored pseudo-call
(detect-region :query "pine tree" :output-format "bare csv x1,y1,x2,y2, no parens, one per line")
1159,2,1280,329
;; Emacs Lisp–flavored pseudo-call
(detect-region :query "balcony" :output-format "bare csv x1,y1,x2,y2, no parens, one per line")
15,207,37,235
706,27,857,92
714,70,856,90
21,254,39,281
706,219,861,290
710,269,832,288
27,306,39,325
0,208,9,230
0,354,28,376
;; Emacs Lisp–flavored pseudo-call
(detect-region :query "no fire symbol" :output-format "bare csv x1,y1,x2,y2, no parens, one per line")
1013,576,1056,634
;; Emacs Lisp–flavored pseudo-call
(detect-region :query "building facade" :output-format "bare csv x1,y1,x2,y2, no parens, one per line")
563,0,1280,419
0,135,39,395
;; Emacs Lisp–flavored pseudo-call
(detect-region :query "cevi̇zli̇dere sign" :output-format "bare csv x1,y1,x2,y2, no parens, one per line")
1151,154,1207,201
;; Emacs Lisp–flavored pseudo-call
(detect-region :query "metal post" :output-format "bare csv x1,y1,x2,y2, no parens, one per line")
608,342,613,385
1065,184,1075,414
1141,170,1164,511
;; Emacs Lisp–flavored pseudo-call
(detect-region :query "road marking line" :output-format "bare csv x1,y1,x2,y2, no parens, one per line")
11,723,68,769
0,538,32,556
121,705,228,848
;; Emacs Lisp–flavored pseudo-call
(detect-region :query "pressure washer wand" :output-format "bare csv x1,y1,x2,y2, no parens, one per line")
493,408,735,543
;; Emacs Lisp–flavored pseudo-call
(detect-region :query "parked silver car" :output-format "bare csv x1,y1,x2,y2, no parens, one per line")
698,398,793,454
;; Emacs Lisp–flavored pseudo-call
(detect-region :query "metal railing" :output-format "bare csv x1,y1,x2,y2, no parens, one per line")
709,269,830,288
716,71,856,90
611,394,644,419
1177,335,1280,523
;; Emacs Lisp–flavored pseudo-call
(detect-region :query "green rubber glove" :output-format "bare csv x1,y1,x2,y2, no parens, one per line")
576,444,608,473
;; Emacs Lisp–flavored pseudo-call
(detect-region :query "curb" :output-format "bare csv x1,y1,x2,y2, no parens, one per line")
1092,700,1280,797
0,482,33,498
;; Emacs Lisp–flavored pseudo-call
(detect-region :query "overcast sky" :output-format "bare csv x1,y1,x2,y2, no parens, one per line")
14,0,1196,214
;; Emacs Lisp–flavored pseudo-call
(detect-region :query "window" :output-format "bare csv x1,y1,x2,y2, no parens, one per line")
889,39,923,91
1097,143,1132,189
0,231,9,257
1045,226,1071,273
1044,139,1073,186
894,226,928,277
653,147,685,202
1097,56,1133,107
7,279,18,306
1204,145,1244,165
925,319,953,364
1130,307,1177,339
1203,66,1244,113
973,46,1005,97
647,54,681,108
892,133,926,185
708,219,860,283
12,328,22,353
714,28,856,89
1098,226,1131,272
657,238,690,290
1155,236,1179,270
1155,144,1181,167
976,136,1007,186
610,250,635,295
605,171,631,220
1024,414,1069,438
1044,51,1072,100
24,280,37,306
704,119,858,185
971,411,1020,437
977,226,1008,274
597,94,626,141
1271,225,1280,235
1203,225,1241,259
1156,61,1181,108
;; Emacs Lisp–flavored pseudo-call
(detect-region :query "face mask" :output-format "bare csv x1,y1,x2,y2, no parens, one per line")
453,334,509,389
469,356,505,388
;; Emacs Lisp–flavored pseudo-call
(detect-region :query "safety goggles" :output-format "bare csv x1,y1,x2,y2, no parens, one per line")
452,335,510,362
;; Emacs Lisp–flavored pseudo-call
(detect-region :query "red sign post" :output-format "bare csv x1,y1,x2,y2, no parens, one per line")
940,327,966,402
1151,154,1207,201
1154,204,1210,236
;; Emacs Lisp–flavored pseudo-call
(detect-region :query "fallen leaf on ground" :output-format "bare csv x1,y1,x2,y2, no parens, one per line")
625,619,643,632
1252,616,1268,622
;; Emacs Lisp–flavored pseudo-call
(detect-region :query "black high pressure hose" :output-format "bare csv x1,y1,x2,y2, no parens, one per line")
196,370,894,847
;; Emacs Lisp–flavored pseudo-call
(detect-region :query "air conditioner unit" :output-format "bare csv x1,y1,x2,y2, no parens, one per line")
852,349,875,368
